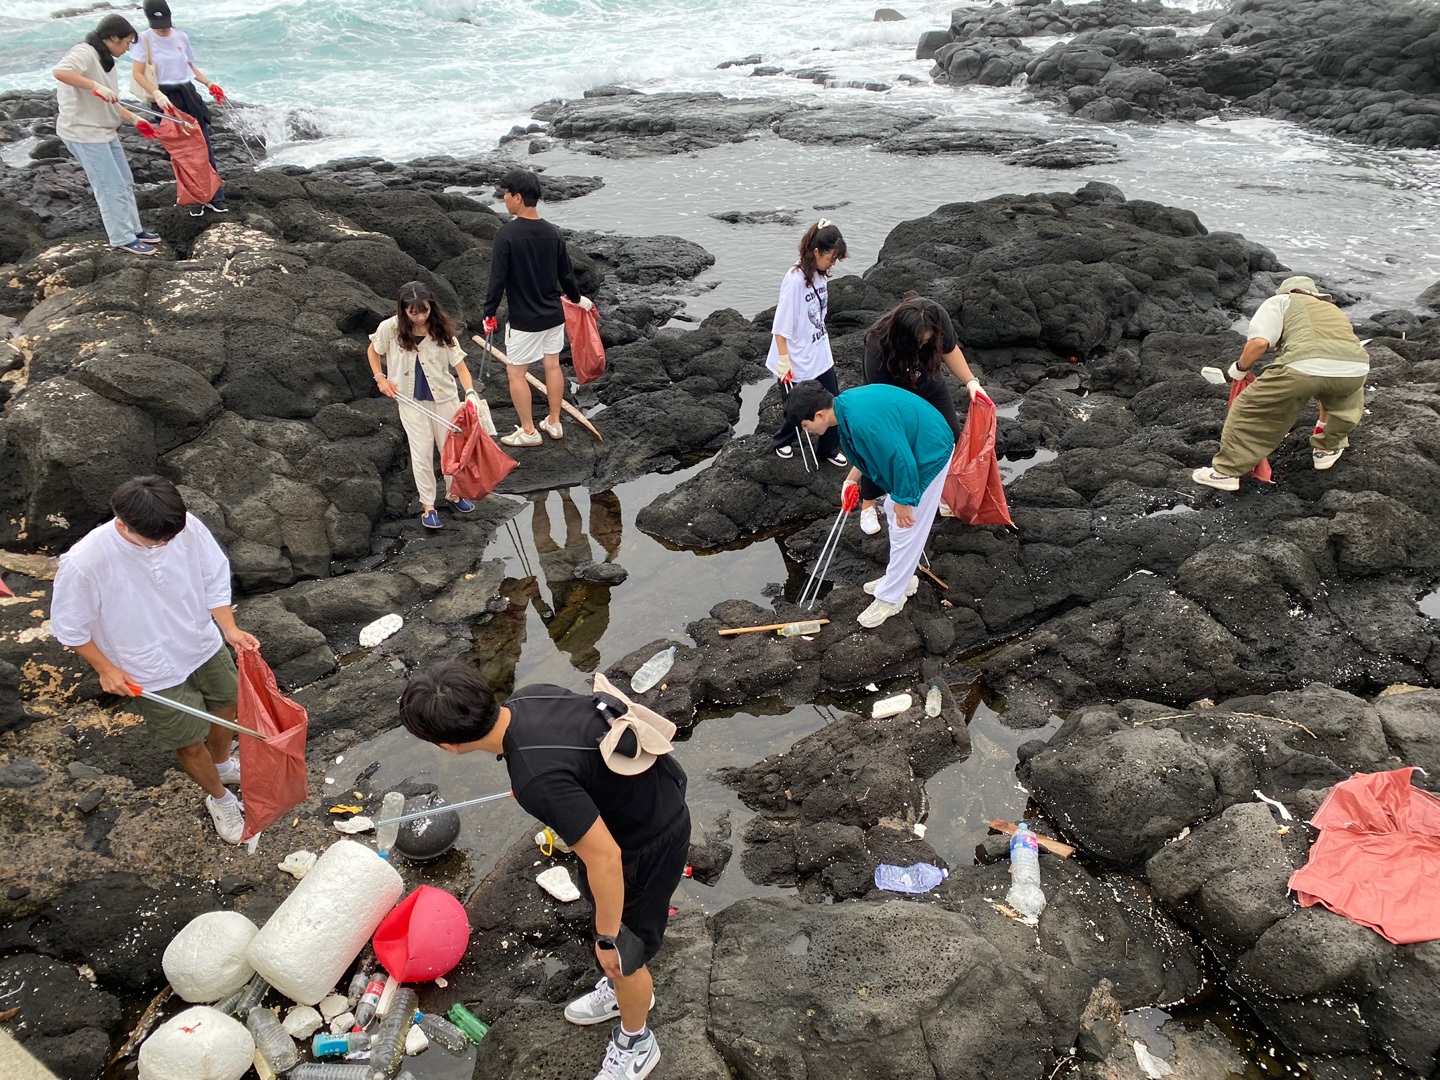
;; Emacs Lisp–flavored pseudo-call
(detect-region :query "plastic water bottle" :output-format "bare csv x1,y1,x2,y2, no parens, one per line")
630,645,676,694
1006,822,1047,924
367,988,418,1080
247,1007,301,1073
352,975,387,1028
873,862,948,894
776,620,823,637
314,1032,371,1057
446,1003,490,1045
232,972,269,1020
346,946,377,1008
290,1066,371,1080
213,985,245,1016
416,1011,470,1053
925,684,942,717
375,791,405,858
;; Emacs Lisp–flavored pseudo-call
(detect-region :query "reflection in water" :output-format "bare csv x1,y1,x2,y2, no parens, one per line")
530,488,613,672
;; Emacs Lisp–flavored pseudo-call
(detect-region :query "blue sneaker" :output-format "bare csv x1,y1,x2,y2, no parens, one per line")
135,229,161,242
447,497,475,513
420,509,442,529
116,240,157,257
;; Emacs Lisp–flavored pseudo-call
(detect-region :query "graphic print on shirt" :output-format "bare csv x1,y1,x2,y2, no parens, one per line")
806,279,828,345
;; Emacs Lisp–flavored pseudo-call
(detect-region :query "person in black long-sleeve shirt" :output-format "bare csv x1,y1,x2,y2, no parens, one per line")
483,168,590,448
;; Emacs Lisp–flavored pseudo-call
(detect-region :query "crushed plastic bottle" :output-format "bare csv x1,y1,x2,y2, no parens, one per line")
375,791,405,858
367,987,418,1080
446,1003,490,1045
415,1011,469,1053
630,645,676,694
290,1066,371,1080
232,972,270,1020
1006,822,1047,924
247,1007,301,1073
213,985,245,1016
314,1032,371,1058
352,975,387,1028
925,684,942,717
776,620,823,637
346,946,377,1008
873,862,948,894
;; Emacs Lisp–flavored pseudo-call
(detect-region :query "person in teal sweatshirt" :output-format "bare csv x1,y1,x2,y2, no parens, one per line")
784,381,955,628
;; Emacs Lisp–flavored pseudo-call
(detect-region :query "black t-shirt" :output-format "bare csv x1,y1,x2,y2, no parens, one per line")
483,217,582,332
862,303,960,390
501,683,688,850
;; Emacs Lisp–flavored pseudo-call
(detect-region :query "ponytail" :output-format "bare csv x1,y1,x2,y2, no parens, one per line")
795,219,848,286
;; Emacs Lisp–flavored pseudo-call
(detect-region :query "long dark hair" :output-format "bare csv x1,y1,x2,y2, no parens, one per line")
394,281,458,351
795,219,848,287
86,15,137,72
865,295,950,388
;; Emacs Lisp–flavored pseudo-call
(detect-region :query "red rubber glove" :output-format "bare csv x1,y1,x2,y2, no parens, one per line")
841,483,860,513
135,120,159,140
208,83,226,104
482,316,498,336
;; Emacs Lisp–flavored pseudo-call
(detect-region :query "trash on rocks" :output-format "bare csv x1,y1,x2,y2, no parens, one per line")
313,1031,370,1058
333,816,376,834
716,619,829,637
925,684,942,716
329,1011,356,1034
278,850,319,880
534,826,571,856
247,1007,300,1073
290,1064,371,1079
874,862,948,894
352,975,387,1028
114,985,173,1062
376,973,400,1019
373,886,472,981
163,911,259,1004
871,693,913,719
375,791,406,858
536,865,581,902
138,1006,254,1080
630,645,676,694
446,1003,491,1045
368,987,419,1077
1199,365,1226,385
358,613,403,647
415,1012,468,1053
282,1005,323,1040
231,973,269,1021
987,819,1076,858
1252,789,1294,821
317,994,349,1021
247,839,404,1006
1006,822,1048,924
405,1024,429,1055
394,794,461,862
329,804,364,815
1134,1039,1174,1078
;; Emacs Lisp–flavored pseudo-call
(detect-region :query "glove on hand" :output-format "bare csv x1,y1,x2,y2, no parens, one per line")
208,83,226,104
965,378,991,404
152,90,172,110
841,483,860,513
578,296,594,311
135,119,159,140
91,84,119,103
483,316,498,336
1228,362,1247,381
777,352,793,385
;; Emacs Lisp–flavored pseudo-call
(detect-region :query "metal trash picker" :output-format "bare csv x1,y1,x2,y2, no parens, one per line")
797,483,858,610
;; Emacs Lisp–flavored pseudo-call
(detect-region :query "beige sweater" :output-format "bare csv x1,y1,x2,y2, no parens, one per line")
54,42,122,143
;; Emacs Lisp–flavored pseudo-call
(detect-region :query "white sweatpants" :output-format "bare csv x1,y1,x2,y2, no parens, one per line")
398,396,459,507
875,466,946,604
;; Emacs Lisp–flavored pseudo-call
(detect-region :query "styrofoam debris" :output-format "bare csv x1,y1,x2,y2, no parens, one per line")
405,1025,429,1055
536,865,581,902
317,994,349,1021
138,1006,253,1080
358,613,403,647
913,823,927,839
282,1005,323,1040
329,1011,355,1034
434,977,448,988
1134,1040,1173,1079
864,682,880,692
277,850,318,880
162,911,258,1004
333,816,375,834
871,693,913,719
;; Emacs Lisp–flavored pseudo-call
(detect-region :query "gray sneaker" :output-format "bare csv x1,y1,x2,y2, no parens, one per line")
206,795,245,845
564,977,654,1026
593,1026,660,1080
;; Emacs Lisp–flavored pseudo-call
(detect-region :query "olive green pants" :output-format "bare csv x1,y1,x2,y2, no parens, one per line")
1214,366,1366,477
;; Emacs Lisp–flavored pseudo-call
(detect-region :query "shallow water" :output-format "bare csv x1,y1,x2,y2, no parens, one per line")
1421,585,1440,619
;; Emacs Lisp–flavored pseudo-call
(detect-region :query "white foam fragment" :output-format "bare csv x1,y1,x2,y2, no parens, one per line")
871,693,913,719
277,850,318,879
329,1011,355,1034
358,613,403,647
317,994,349,1021
536,865,581,902
139,1006,253,1080
282,1005,323,1040
405,1025,429,1055
333,816,375,834
162,912,258,1004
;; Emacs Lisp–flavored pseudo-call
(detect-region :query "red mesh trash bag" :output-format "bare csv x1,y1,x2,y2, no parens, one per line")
562,297,606,385
236,649,309,842
941,394,1014,527
1227,373,1272,482
158,107,221,207
441,401,517,502
372,885,471,981
1288,767,1440,945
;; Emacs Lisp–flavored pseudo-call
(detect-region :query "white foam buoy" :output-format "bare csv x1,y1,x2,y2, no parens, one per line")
871,693,913,719
536,865,581,902
358,613,403,647
162,912,259,1004
138,1006,253,1080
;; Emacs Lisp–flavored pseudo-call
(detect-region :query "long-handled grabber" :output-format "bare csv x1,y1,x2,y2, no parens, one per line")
373,789,513,828
396,393,462,433
125,684,267,740
778,379,818,473
110,96,197,132
797,485,857,610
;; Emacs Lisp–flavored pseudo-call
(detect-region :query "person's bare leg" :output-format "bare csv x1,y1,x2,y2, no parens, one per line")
614,965,653,1032
541,353,564,427
205,716,233,766
176,740,225,798
507,364,535,433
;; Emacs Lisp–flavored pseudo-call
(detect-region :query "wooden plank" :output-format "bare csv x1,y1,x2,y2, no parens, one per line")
988,819,1076,859
471,334,604,441
718,619,830,637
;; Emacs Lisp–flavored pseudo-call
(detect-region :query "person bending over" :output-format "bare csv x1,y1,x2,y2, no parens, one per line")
400,662,689,1080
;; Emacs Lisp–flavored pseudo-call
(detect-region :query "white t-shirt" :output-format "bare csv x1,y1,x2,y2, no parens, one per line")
129,29,196,86
1247,294,1369,378
53,42,122,143
766,267,834,380
51,514,231,689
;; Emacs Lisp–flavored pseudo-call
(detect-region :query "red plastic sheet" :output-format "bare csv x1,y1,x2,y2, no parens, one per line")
441,401,517,502
1226,373,1273,482
373,885,471,981
1288,767,1440,944
941,394,1014,527
236,649,309,842
158,107,221,207
562,298,606,385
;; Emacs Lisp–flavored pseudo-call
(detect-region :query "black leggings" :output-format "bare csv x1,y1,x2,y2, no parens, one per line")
858,376,963,502
774,366,841,460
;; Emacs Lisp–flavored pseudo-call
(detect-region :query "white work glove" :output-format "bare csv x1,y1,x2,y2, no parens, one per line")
152,90,172,111
578,296,594,311
1227,362,1247,381
965,378,991,404
90,82,119,104
777,352,793,385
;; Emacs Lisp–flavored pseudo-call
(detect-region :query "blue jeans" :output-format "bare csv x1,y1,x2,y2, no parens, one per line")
64,138,143,247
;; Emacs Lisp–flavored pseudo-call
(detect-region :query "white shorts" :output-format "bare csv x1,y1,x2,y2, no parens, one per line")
504,323,565,366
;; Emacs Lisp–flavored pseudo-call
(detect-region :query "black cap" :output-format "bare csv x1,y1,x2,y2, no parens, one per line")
144,0,172,29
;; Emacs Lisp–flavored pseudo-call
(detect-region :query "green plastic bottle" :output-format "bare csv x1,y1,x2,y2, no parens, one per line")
446,1002,491,1045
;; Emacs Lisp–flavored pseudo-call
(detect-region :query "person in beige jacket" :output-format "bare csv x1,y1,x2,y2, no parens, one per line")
1194,275,1370,491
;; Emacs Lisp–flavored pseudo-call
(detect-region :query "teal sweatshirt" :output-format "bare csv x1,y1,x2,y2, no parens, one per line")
833,384,955,505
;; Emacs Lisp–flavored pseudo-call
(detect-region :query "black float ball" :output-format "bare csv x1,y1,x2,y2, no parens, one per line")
393,793,461,861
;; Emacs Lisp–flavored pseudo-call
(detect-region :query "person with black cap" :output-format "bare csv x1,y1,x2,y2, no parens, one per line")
131,0,229,216
51,14,163,256
399,662,688,1080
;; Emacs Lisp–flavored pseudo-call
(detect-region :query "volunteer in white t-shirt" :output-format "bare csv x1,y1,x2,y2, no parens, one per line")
768,220,850,467
50,15,163,256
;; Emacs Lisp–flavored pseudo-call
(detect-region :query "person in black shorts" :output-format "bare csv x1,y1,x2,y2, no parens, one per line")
399,662,688,1080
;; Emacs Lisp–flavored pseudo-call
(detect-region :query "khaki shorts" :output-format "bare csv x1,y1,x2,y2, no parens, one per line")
134,646,238,752
504,323,565,366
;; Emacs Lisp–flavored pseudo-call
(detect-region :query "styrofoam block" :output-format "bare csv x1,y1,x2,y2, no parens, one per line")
317,994,349,1021
163,911,259,1003
246,839,403,1006
282,1005,323,1039
405,1025,429,1055
139,1006,253,1080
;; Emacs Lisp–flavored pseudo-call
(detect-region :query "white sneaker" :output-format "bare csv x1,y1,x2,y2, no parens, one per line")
859,505,881,535
206,794,245,845
939,500,954,518
215,756,241,785
539,417,564,440
593,1026,661,1080
564,977,654,1026
858,597,907,628
1191,466,1239,492
1312,447,1344,470
863,575,918,598
501,426,543,447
